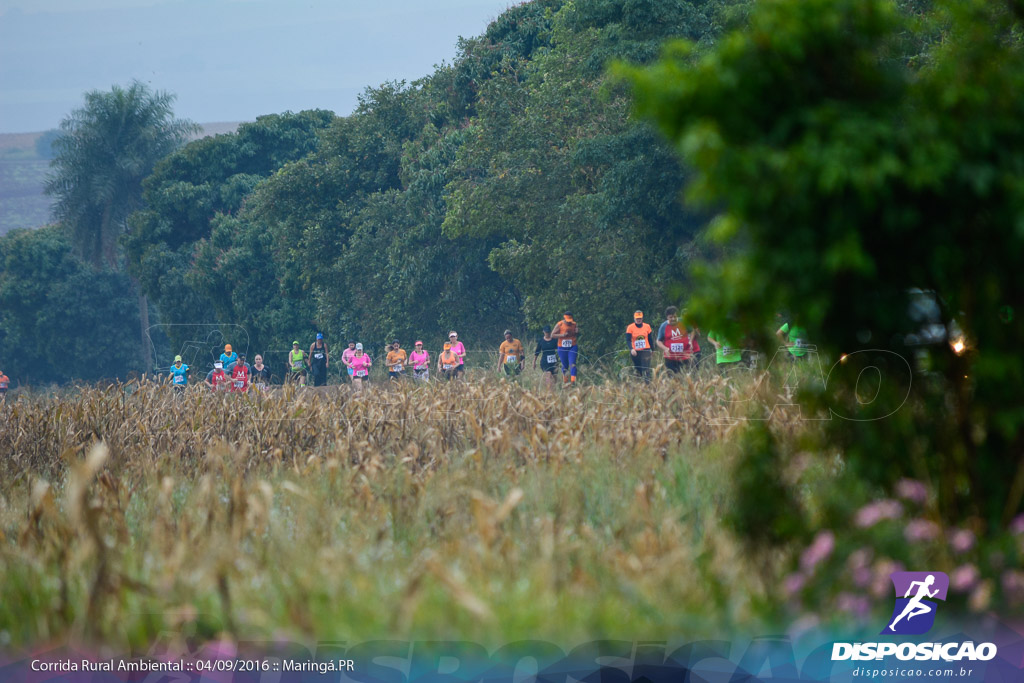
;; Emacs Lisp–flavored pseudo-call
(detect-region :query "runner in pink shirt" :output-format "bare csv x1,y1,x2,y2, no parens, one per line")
448,331,466,378
349,343,372,389
407,340,430,381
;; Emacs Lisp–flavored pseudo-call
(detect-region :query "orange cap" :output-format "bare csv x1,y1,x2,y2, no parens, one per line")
444,342,452,349
634,311,643,318
225,344,232,352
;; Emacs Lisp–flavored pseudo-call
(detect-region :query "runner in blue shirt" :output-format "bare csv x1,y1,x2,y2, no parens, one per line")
169,355,189,392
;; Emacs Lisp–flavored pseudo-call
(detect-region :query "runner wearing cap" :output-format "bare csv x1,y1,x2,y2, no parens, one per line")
408,341,430,381
288,341,307,386
551,311,580,384
386,340,407,380
341,340,357,383
220,344,238,371
626,311,655,382
349,343,372,389
251,354,272,391
497,330,525,376
169,355,189,391
438,341,459,381
207,361,229,391
230,353,250,392
0,369,9,400
448,331,466,378
533,326,559,390
309,333,330,386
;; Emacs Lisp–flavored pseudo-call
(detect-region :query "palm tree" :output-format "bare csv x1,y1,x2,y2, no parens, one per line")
45,81,198,370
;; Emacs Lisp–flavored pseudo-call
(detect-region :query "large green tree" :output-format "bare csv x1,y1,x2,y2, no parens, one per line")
627,0,1023,584
46,81,197,369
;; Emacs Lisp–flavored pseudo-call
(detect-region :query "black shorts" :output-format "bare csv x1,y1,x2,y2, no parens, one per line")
312,369,327,386
503,364,521,376
665,359,683,374
540,364,558,375
389,371,404,380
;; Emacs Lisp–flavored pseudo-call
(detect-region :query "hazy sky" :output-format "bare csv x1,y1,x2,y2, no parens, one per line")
0,0,515,133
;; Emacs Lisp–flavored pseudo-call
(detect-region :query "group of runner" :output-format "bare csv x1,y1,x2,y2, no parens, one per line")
165,308,809,390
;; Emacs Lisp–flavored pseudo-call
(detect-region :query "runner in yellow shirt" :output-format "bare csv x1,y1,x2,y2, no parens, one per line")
497,330,525,376
386,340,408,380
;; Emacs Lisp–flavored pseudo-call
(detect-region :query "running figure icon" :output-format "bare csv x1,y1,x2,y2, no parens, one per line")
888,574,939,632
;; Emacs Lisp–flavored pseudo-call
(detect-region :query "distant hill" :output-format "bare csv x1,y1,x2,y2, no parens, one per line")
0,122,243,234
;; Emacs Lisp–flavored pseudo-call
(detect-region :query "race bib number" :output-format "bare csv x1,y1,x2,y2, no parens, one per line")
415,363,426,370
234,380,244,389
173,375,185,385
670,343,685,354
392,364,403,372
721,347,732,356
560,339,573,348
546,354,557,364
633,338,647,350
355,369,368,378
506,354,517,364
443,363,454,370
256,383,267,390
794,338,805,348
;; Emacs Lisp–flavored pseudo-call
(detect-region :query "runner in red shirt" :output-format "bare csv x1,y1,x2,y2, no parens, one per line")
231,353,250,392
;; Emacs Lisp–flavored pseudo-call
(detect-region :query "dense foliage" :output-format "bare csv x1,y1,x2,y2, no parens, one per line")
0,226,141,384
627,0,1023,608
123,0,749,363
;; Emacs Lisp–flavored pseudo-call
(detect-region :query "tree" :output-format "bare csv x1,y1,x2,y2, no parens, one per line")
45,81,197,370
0,227,141,384
626,0,1023,595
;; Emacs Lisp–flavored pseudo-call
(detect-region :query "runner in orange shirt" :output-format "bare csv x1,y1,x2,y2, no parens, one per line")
626,310,654,382
551,310,580,384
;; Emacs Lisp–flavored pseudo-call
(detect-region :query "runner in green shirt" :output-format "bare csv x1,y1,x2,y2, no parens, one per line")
707,331,743,369
776,321,809,359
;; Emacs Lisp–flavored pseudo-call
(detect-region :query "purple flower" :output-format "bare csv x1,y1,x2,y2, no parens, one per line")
904,519,941,543
895,478,928,505
870,559,905,598
784,572,807,597
800,531,836,573
854,500,903,528
836,592,870,618
949,528,975,554
950,564,980,593
1001,570,1024,606
1010,514,1024,535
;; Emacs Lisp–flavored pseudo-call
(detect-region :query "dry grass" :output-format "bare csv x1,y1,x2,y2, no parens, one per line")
0,373,810,651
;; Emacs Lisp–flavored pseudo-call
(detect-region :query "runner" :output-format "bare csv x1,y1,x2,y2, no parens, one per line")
552,310,579,385
231,353,250,392
309,333,330,386
386,340,407,381
220,344,238,371
169,355,189,392
438,341,459,381
656,306,695,374
707,330,744,373
288,341,307,386
0,369,8,400
497,330,525,376
448,331,466,378
251,354,272,391
349,343,372,389
533,326,560,390
408,341,430,381
626,310,654,382
207,361,229,391
776,318,809,361
341,340,357,384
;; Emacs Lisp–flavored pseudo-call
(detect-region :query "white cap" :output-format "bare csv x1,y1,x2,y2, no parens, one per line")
355,342,363,350
449,331,457,337
214,361,223,368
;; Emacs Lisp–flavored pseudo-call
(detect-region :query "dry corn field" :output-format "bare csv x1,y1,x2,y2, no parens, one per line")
0,373,815,651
